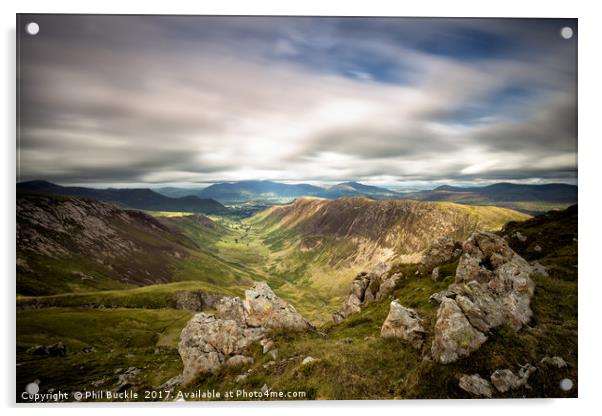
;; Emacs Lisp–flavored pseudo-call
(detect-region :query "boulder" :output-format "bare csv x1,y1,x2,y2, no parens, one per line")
459,374,493,398
490,364,536,393
260,339,275,354
244,282,311,331
421,237,462,270
301,356,318,366
380,300,426,349
540,356,567,368
431,267,440,282
332,264,401,323
178,281,311,384
217,296,247,325
431,232,535,363
531,261,549,277
116,367,141,392
377,272,403,301
431,298,487,364
178,313,264,383
513,231,527,243
225,355,254,368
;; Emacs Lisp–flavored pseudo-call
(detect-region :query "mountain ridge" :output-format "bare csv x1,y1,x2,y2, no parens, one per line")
156,179,576,213
16,180,226,214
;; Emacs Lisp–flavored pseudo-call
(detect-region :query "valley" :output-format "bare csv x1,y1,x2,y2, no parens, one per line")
15,191,577,401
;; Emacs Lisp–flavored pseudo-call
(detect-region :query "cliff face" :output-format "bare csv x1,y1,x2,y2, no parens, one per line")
17,193,197,295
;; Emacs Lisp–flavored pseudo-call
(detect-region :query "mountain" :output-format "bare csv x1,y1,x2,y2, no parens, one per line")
16,192,200,295
155,186,207,199
402,182,577,213
248,197,529,293
322,181,400,199
163,180,400,203
196,180,324,202
16,180,227,214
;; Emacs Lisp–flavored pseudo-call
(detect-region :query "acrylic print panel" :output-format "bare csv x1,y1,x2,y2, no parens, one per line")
16,14,577,402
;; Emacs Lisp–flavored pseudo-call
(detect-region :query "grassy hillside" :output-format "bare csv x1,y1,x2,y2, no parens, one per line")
247,197,529,296
16,205,576,401
16,307,191,400
177,204,578,400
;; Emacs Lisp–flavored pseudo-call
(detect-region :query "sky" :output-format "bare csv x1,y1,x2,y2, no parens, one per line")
17,15,577,189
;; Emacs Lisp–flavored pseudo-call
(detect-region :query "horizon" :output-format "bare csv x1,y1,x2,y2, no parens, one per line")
18,177,578,192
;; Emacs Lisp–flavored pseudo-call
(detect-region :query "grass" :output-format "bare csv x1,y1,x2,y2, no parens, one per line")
16,307,191,402
17,281,244,310
15,202,577,400
144,211,194,217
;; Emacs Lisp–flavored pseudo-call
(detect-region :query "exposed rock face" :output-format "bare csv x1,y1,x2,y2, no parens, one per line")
531,261,549,277
459,374,493,398
431,267,440,282
431,232,535,364
332,263,402,323
178,313,263,382
380,300,426,349
421,237,462,271
244,282,311,331
490,364,536,393
173,291,224,311
178,281,311,384
431,298,487,363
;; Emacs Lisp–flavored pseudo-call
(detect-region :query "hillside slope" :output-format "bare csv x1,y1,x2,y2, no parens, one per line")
16,193,244,296
247,197,530,294
181,204,577,399
16,205,576,401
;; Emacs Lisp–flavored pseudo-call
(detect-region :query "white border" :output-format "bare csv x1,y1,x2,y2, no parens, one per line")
2,1,600,415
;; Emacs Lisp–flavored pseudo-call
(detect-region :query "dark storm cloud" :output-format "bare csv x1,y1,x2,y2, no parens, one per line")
17,15,577,185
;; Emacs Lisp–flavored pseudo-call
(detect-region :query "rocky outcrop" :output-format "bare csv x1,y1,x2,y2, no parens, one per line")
431,267,440,282
178,281,311,384
244,282,311,331
458,374,493,398
431,232,535,364
431,298,487,363
490,364,536,393
421,237,462,271
173,291,223,311
540,356,567,368
380,300,426,349
332,263,402,323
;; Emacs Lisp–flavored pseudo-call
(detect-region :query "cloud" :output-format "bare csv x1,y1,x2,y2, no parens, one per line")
17,15,577,186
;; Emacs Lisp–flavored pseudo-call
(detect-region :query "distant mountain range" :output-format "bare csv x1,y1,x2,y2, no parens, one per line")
402,183,577,213
16,180,226,214
157,180,576,213
158,180,400,202
18,179,577,214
